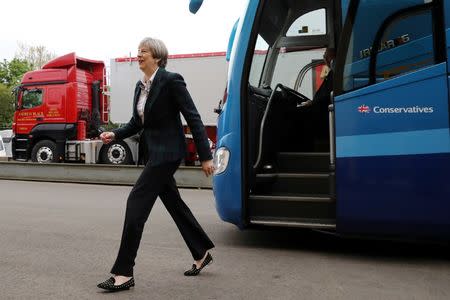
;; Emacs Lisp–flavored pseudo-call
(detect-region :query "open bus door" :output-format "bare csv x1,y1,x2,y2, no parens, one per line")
334,0,450,239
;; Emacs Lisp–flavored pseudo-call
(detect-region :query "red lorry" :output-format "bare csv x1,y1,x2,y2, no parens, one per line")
12,53,109,163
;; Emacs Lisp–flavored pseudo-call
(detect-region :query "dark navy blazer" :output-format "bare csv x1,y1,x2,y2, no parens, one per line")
112,68,212,166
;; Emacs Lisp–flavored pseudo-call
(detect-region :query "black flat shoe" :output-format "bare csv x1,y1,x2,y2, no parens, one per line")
184,252,213,276
97,277,135,292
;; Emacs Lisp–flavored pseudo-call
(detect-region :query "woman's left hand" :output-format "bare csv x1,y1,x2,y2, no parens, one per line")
201,160,215,177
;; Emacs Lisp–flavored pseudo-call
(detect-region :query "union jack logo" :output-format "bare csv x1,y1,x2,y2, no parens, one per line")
358,105,370,113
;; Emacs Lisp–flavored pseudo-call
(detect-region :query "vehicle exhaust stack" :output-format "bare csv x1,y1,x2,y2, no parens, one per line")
90,80,101,137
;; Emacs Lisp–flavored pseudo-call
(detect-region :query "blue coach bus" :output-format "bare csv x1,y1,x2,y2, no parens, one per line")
191,0,450,240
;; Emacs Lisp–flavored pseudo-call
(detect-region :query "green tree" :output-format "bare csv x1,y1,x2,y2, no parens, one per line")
0,58,30,128
0,58,32,87
0,43,56,129
0,83,15,128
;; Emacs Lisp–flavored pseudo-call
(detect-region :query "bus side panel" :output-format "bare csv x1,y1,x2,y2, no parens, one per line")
336,153,450,239
335,64,450,240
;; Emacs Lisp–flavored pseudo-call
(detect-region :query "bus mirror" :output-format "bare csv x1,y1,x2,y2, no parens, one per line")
189,0,203,14
226,19,239,62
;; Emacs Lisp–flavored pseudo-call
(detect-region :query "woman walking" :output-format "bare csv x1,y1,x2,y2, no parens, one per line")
97,37,215,292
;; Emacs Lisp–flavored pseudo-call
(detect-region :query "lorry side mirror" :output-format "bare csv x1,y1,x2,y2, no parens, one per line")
12,86,22,110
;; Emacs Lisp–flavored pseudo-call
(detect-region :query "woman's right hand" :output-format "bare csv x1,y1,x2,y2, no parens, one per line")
201,159,215,177
100,132,115,144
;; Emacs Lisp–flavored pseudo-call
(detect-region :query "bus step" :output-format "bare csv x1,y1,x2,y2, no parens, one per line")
249,216,336,229
248,194,335,220
276,152,330,173
254,173,330,195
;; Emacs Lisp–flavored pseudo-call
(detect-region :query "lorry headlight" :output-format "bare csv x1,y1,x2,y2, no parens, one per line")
213,147,230,175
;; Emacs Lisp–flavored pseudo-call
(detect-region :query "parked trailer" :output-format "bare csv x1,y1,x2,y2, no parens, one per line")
110,52,228,140
108,52,229,165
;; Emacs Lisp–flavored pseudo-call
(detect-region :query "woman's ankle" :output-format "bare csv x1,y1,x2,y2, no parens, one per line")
113,275,132,285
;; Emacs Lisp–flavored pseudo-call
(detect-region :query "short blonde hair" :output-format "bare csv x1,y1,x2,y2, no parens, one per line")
139,37,168,68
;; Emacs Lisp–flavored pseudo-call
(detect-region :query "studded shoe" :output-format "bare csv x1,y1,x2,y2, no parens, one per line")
97,276,135,292
184,252,213,276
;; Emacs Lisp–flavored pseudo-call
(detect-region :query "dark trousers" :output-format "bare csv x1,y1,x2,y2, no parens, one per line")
110,160,214,277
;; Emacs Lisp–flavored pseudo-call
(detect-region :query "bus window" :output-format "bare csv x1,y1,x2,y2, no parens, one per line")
248,35,269,87
272,48,325,99
372,11,434,82
339,0,437,92
286,8,327,37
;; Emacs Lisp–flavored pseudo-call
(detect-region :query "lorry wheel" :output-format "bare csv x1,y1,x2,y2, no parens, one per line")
31,140,58,163
100,141,132,164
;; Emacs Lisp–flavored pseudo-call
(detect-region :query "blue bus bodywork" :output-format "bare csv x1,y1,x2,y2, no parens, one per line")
208,0,450,239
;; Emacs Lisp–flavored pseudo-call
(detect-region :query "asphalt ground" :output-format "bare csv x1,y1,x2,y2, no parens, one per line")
0,179,449,300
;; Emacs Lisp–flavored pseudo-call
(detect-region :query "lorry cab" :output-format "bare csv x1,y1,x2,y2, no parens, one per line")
12,53,108,163
211,0,450,240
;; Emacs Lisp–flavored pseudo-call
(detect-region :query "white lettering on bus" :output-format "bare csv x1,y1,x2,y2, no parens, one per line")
373,106,434,114
359,34,410,58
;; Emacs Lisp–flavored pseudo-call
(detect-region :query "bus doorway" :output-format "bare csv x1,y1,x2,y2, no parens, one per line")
244,0,340,228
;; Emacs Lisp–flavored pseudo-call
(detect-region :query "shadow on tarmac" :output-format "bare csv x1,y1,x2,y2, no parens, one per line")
220,226,450,262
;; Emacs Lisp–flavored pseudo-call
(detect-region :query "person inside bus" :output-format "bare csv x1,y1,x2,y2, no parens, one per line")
300,47,335,108
97,37,215,292
299,48,335,141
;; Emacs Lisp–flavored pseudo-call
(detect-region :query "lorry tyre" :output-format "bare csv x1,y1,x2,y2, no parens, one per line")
100,141,132,165
31,140,59,163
